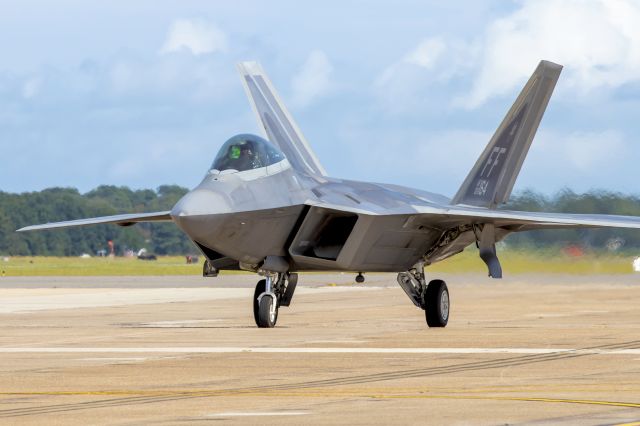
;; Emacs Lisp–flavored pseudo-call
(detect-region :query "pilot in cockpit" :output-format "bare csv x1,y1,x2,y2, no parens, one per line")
218,141,255,171
230,142,262,170
211,134,283,173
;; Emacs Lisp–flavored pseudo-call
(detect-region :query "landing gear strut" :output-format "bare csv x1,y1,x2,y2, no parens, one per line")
253,273,297,328
397,263,449,327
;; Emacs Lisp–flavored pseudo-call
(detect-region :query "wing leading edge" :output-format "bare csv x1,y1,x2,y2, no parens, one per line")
310,196,640,231
411,205,640,231
17,211,172,232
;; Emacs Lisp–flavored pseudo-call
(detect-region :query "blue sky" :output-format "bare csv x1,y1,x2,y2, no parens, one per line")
1,0,639,196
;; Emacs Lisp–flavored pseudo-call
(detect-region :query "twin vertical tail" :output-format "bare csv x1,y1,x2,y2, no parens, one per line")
452,60,563,209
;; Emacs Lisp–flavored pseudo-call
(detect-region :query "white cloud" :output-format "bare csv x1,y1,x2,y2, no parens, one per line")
160,19,227,55
374,37,477,114
535,129,625,172
564,131,625,171
515,129,630,193
291,50,333,107
404,38,446,69
101,51,232,100
378,36,473,85
379,0,640,109
464,0,640,107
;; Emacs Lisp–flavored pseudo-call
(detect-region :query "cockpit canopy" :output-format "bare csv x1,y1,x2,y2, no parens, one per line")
211,134,285,173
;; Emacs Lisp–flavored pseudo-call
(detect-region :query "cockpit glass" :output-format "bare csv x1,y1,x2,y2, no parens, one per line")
211,134,285,172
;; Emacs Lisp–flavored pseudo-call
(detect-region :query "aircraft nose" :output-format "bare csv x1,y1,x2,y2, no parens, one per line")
170,189,231,219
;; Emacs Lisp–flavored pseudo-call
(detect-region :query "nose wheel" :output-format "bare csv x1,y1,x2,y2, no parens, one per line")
253,273,297,328
253,279,278,328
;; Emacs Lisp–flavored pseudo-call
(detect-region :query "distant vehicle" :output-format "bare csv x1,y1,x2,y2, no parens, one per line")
18,60,640,328
136,249,157,261
137,254,157,261
633,257,640,272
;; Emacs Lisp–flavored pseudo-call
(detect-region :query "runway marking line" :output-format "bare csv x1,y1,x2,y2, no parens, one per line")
1,347,640,355
0,390,639,410
207,411,309,417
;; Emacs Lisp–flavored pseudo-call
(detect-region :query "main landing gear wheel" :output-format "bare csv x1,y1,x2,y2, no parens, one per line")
424,279,449,327
253,279,278,328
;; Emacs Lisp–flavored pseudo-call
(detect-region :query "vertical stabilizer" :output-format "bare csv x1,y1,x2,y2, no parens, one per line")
237,61,327,176
451,60,562,208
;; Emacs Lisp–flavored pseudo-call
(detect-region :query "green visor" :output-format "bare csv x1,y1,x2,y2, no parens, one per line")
230,145,241,159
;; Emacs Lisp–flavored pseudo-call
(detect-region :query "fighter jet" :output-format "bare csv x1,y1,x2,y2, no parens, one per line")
18,60,640,328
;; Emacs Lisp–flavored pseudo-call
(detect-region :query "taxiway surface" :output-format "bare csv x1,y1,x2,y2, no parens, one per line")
0,273,639,425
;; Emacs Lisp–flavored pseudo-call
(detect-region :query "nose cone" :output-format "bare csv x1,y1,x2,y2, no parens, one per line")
171,189,231,219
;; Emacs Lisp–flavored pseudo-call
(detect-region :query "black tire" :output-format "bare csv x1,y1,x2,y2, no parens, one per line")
257,295,278,328
253,279,266,326
254,279,278,328
424,279,449,327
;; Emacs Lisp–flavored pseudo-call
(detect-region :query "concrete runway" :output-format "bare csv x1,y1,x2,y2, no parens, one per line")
0,273,639,425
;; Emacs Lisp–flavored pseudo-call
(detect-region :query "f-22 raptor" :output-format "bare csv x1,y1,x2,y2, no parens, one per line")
19,60,640,328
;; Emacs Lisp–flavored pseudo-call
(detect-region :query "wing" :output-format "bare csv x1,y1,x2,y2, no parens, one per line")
411,205,640,231
17,211,172,232
414,205,640,278
306,179,640,230
237,61,327,177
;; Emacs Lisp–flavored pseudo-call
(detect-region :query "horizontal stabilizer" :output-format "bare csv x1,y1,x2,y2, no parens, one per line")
17,211,172,232
452,60,562,208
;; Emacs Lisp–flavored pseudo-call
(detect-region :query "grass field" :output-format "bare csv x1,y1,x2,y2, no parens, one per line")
429,249,639,275
0,256,204,277
0,249,639,277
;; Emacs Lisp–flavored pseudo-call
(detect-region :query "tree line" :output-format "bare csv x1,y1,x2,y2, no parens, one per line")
0,186,639,256
504,189,640,251
0,185,195,256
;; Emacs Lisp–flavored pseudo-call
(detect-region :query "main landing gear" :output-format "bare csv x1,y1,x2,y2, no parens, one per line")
397,264,449,327
253,272,298,328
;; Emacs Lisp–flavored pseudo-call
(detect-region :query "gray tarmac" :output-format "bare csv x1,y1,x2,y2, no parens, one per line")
0,273,639,425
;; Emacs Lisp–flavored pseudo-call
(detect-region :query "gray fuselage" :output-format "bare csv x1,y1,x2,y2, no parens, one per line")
170,143,468,273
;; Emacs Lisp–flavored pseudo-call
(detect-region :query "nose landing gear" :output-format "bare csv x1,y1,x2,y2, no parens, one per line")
253,272,298,328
